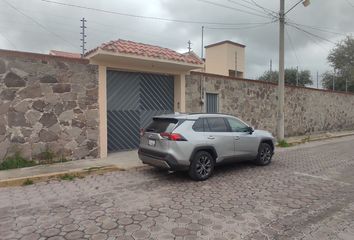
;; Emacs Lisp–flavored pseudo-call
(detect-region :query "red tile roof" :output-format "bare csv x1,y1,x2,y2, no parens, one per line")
49,50,81,59
86,39,203,65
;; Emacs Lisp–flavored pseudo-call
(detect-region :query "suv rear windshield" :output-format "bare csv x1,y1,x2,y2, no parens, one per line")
145,118,178,133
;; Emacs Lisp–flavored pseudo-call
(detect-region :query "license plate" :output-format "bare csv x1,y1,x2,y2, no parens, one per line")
148,139,156,146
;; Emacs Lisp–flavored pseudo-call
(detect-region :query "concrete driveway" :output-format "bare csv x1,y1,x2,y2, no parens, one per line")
1,136,354,240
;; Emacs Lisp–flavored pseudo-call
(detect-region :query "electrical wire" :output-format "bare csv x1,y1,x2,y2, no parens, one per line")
41,0,266,26
205,20,276,30
0,32,17,49
248,0,278,18
225,0,275,17
285,27,301,66
3,0,76,48
196,0,273,19
287,21,348,36
286,23,336,44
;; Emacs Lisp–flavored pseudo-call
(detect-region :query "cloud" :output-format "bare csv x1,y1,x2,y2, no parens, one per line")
0,0,353,80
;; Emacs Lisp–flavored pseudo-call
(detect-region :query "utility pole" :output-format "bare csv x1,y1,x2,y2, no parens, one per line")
187,40,192,53
201,26,204,59
277,0,285,141
235,52,238,77
346,77,348,92
316,71,319,89
80,17,87,58
296,66,299,86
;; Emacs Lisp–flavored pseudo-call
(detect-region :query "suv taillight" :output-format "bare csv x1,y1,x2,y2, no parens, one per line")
160,132,187,141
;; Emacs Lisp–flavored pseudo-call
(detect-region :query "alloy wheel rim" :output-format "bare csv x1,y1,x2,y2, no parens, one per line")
260,147,272,164
196,155,212,177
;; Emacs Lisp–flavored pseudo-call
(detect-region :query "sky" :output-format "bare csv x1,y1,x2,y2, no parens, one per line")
0,0,353,82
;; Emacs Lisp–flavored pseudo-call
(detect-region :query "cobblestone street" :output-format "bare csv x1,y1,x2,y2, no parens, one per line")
1,136,354,240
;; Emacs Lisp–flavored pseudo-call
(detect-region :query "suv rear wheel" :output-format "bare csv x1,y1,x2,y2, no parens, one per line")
189,151,215,181
255,142,273,166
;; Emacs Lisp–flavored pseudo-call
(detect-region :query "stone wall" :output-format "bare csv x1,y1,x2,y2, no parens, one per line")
0,50,99,162
186,72,354,137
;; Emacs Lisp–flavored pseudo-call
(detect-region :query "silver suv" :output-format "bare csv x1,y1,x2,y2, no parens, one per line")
138,113,275,181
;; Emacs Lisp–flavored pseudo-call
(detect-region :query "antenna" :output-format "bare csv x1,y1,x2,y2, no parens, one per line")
201,26,204,58
80,17,87,58
188,40,192,53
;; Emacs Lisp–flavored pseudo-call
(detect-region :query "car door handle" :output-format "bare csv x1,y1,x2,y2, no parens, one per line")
207,136,215,140
234,136,240,140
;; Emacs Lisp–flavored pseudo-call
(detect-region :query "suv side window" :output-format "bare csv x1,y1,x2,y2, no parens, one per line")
192,118,204,132
205,117,228,132
226,117,249,132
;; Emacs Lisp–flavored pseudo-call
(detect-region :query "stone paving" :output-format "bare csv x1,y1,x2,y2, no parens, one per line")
1,136,354,240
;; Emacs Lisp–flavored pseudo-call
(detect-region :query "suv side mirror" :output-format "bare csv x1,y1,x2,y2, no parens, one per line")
247,126,254,134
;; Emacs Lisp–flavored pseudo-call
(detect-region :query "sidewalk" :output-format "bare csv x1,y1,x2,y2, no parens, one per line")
284,129,354,145
1,129,354,187
0,150,143,187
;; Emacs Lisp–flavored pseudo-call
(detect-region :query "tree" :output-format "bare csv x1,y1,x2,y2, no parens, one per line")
322,36,354,92
258,68,313,86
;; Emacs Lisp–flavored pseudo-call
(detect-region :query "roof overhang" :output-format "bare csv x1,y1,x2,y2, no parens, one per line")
87,49,204,74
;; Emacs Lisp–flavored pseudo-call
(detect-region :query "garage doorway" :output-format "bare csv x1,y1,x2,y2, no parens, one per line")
106,70,174,152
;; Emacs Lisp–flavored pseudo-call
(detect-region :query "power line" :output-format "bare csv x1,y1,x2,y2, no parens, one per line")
3,0,76,49
0,32,17,49
196,0,273,19
345,0,354,7
287,21,348,36
226,0,276,17
285,27,301,66
204,20,276,30
41,0,263,26
286,23,336,44
248,0,278,18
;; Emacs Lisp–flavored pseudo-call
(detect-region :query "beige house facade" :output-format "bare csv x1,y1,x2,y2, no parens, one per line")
204,40,246,78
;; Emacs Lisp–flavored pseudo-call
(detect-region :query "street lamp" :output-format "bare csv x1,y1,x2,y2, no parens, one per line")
277,0,310,141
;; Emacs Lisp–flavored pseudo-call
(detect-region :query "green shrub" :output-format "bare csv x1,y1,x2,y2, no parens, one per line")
0,152,36,170
60,174,75,181
277,140,291,147
23,179,34,185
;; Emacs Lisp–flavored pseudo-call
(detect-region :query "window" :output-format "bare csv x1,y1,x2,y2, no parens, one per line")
145,118,178,133
205,117,228,132
226,118,248,132
192,118,204,132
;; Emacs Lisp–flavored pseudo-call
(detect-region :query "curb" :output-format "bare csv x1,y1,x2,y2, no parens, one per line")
286,132,354,146
0,165,122,188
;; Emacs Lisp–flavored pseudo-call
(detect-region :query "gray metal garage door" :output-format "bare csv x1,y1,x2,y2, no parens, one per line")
107,70,174,152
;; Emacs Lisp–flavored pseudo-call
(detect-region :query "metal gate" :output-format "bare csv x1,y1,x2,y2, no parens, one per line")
206,93,218,113
107,70,174,152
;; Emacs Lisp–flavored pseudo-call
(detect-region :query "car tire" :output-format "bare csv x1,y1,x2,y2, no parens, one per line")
189,151,215,181
254,142,273,166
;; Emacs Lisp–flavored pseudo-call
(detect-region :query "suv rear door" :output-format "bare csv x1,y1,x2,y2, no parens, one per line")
204,117,235,162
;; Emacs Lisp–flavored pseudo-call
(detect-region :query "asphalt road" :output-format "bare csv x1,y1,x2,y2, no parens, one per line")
1,136,354,240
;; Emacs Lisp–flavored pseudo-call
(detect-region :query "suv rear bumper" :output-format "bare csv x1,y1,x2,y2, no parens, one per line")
138,148,188,171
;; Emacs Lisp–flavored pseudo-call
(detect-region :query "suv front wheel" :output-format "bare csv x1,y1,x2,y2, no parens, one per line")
255,142,273,166
189,151,215,181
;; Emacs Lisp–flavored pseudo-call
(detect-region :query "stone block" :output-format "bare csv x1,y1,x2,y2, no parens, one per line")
52,84,71,93
8,111,29,127
0,89,16,101
19,84,42,99
32,100,46,112
0,59,6,74
0,101,11,115
39,129,58,142
39,112,58,128
40,75,58,83
25,110,42,126
59,110,74,122
3,72,26,88
14,100,30,113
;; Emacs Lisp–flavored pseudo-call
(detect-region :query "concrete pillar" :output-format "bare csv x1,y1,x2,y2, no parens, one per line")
98,65,107,159
174,74,186,112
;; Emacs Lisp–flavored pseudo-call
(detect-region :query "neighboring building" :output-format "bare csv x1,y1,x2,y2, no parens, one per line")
204,40,245,78
49,50,81,59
